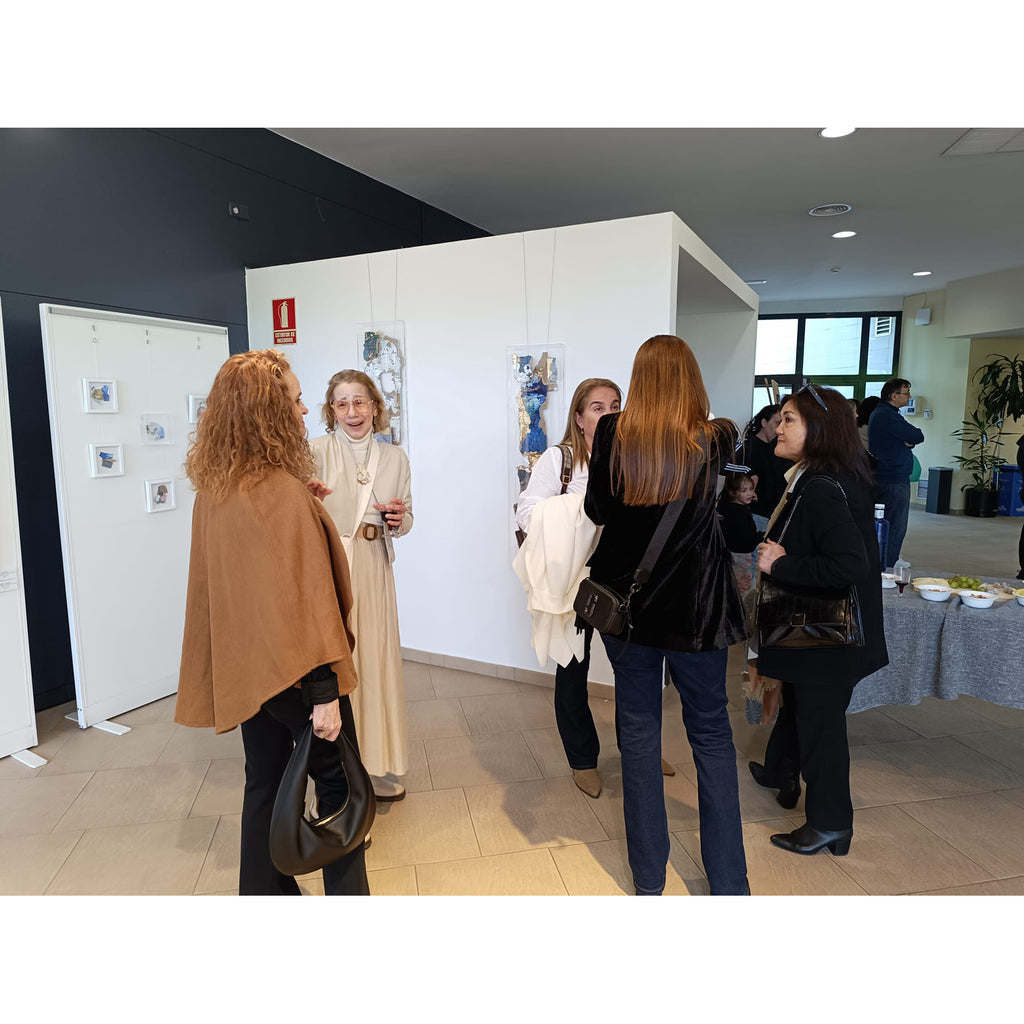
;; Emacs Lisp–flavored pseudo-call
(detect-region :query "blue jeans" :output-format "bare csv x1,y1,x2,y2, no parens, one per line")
601,636,747,895
875,479,910,569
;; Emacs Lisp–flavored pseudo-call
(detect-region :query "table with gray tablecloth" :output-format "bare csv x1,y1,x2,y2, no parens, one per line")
849,574,1024,713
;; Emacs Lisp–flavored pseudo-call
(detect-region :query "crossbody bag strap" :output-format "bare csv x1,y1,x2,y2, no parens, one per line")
633,496,687,588
558,443,573,494
775,474,848,545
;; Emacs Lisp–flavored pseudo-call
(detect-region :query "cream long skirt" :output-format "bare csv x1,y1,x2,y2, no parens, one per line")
347,532,409,778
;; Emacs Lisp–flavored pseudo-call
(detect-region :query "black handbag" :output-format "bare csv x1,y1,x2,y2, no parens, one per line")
268,720,376,876
573,496,687,635
755,477,865,650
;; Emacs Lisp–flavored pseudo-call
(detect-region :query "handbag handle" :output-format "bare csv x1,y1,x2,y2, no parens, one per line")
772,475,850,547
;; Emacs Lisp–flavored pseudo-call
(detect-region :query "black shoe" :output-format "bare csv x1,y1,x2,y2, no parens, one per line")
1017,569,1024,580
748,761,801,809
769,823,852,857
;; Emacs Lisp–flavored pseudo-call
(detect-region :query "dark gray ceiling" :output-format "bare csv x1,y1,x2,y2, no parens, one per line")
273,127,1024,308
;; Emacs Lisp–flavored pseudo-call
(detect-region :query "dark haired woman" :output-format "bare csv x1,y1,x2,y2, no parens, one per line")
175,349,368,895
585,335,748,896
751,384,888,856
739,404,790,529
856,395,882,451
311,370,413,802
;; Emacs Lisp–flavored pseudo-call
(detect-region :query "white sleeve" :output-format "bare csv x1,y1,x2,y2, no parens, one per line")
515,447,565,534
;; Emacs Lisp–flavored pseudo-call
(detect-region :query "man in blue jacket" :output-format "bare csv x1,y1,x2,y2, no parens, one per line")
868,378,925,569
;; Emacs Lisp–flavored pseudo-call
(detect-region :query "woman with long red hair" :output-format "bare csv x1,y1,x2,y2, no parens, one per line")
585,335,748,896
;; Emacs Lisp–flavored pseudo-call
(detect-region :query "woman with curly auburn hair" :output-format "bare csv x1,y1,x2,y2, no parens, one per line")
310,368,413,801
585,335,748,896
175,349,370,896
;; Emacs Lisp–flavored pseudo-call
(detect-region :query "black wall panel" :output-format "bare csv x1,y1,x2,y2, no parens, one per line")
0,127,488,710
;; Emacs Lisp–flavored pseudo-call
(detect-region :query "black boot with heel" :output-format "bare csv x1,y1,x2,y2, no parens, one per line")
748,761,801,810
769,822,852,856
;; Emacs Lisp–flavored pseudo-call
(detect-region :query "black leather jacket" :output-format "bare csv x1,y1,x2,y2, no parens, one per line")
584,413,746,652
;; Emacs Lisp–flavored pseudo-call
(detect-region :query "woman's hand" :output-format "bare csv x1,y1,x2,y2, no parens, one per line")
311,699,342,742
757,540,786,574
373,499,406,531
306,477,333,500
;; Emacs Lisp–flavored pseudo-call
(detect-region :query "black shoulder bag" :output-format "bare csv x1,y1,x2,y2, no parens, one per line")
573,496,687,636
755,476,865,649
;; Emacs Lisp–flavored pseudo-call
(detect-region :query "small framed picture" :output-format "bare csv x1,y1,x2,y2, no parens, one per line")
83,378,119,413
145,478,176,513
140,413,172,445
88,442,124,478
187,394,208,423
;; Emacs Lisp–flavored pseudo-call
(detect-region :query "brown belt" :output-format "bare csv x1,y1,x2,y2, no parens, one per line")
357,523,382,541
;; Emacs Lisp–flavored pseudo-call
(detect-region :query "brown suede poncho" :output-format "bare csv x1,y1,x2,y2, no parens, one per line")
175,469,358,734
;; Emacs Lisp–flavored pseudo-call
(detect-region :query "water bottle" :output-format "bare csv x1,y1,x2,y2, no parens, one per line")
874,503,890,571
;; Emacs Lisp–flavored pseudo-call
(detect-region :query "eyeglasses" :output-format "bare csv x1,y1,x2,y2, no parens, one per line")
797,382,829,411
332,398,369,411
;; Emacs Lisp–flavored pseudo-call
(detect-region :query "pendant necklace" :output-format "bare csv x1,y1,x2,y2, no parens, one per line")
346,432,372,485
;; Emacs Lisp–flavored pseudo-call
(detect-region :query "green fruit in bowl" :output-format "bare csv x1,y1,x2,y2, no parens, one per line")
947,576,983,591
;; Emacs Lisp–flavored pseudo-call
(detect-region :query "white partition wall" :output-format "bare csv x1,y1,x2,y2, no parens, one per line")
246,212,757,683
0,299,38,760
40,306,230,727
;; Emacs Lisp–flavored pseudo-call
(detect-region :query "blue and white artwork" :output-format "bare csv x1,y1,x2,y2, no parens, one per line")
508,345,563,499
82,377,119,413
140,413,172,445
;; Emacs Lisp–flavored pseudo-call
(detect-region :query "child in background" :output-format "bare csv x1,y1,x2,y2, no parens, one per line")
718,472,761,596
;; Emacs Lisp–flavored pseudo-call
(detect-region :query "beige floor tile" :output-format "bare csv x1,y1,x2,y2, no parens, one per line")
47,816,219,894
910,876,1024,895
728,710,771,759
429,665,521,699
519,725,621,778
157,723,245,765
954,695,1024,730
0,756,42,780
878,698,996,739
899,792,1024,878
0,831,84,894
661,710,698,766
675,818,868,895
848,746,942,808
364,789,479,870
826,804,995,895
33,701,78,735
111,693,179,726
423,732,543,789
23,715,81,766
417,848,568,895
194,813,240,893
189,757,245,817
53,761,210,831
0,772,93,837
955,727,1024,776
585,768,705,839
869,735,1024,797
991,787,1024,810
464,776,609,856
516,681,555,701
405,698,471,741
401,739,433,793
298,875,325,896
367,865,418,895
458,692,558,735
681,757,805,823
588,694,616,726
402,661,436,702
551,834,708,895
846,708,924,746
37,723,177,775
197,888,238,895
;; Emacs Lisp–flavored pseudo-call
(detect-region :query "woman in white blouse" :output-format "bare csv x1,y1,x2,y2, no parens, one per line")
311,370,412,801
515,378,628,798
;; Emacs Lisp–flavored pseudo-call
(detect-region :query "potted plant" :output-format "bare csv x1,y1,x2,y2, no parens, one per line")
952,407,1007,517
973,353,1024,424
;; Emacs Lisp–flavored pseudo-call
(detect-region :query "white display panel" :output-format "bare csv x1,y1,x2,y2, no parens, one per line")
0,298,38,759
40,305,229,728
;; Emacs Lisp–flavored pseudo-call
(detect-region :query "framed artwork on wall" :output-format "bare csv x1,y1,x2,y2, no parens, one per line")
145,478,176,513
187,394,208,423
356,321,406,450
140,413,172,445
82,378,118,413
88,442,124,478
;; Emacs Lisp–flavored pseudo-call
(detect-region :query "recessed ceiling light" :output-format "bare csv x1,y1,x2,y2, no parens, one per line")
744,279,767,285
819,127,856,139
831,230,857,238
912,270,932,277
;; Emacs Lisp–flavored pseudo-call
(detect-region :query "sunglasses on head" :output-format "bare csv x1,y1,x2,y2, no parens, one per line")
797,382,829,411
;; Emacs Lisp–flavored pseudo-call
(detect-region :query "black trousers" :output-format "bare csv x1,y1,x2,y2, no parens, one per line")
762,679,857,832
239,686,369,896
554,626,603,769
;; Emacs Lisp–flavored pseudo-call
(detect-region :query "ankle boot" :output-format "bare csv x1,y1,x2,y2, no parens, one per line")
769,822,852,856
572,768,602,798
748,761,801,809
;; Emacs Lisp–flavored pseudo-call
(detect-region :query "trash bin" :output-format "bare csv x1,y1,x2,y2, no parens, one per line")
997,465,1024,517
925,466,953,515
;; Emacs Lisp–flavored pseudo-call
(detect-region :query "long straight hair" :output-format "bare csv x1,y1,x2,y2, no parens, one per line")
559,377,622,471
611,335,734,505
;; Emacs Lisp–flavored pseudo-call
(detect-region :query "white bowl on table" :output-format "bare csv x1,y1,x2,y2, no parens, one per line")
881,573,897,589
1014,589,1024,608
918,585,953,603
960,590,997,609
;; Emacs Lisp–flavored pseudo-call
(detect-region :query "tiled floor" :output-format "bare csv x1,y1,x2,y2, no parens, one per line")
3,506,1024,895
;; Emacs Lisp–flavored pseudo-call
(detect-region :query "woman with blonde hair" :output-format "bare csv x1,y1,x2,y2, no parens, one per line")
175,349,368,895
515,377,622,798
585,335,748,895
311,369,413,801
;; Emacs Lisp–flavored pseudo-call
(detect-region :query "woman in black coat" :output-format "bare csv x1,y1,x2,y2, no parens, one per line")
750,384,888,857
